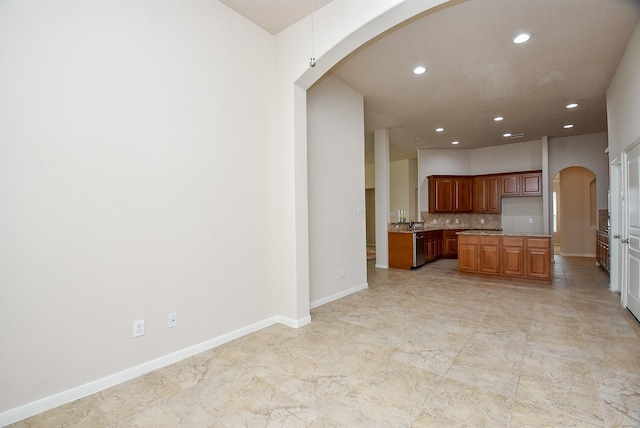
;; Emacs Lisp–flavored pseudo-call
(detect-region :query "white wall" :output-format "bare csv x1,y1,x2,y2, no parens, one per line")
307,76,367,306
469,140,543,175
548,133,609,211
418,141,543,229
608,21,640,159
0,0,277,417
501,198,544,234
390,159,418,222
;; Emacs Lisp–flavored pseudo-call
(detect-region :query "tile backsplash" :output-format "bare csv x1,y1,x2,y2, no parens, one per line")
420,212,502,229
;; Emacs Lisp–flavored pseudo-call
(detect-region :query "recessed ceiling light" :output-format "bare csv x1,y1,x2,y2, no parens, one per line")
566,103,578,109
413,66,427,75
435,127,444,132
513,33,532,44
503,133,512,137
494,116,504,122
451,141,460,145
564,124,574,129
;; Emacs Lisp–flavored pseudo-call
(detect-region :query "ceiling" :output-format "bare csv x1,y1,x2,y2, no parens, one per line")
218,0,335,35
221,0,640,162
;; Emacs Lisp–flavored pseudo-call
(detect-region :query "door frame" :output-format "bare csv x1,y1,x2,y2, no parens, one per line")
610,156,624,294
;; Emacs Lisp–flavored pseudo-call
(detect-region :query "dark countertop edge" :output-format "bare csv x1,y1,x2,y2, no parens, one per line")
388,228,503,234
457,230,552,238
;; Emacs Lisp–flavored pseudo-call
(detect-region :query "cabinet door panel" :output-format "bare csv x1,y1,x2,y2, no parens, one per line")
480,245,500,273
454,178,473,212
522,173,542,196
473,177,488,212
501,175,520,196
458,244,478,272
486,176,501,212
526,248,550,279
429,177,454,213
502,247,524,276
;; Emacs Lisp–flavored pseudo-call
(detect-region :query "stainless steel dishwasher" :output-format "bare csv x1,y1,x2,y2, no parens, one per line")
413,232,425,268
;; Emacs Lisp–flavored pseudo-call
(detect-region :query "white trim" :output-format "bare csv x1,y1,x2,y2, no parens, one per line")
375,263,389,269
309,282,368,309
0,315,307,427
276,315,311,328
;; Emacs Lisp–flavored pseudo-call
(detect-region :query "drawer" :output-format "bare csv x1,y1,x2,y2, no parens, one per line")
480,236,500,246
502,237,524,247
458,235,478,244
526,238,550,248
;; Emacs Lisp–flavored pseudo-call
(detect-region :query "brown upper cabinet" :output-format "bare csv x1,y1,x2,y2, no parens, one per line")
429,176,473,213
428,171,542,213
473,176,501,213
501,172,542,197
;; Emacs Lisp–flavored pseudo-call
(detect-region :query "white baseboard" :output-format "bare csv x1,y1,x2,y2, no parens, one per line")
0,314,310,427
276,315,311,328
309,282,368,309
375,263,388,269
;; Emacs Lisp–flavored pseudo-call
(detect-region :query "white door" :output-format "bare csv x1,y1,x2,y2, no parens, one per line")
610,159,622,293
625,143,640,320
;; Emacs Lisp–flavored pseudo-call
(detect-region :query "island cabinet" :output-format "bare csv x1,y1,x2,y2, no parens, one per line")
596,231,610,273
473,175,501,213
479,236,501,274
428,176,473,213
458,235,478,271
502,237,525,276
458,232,551,283
525,238,551,279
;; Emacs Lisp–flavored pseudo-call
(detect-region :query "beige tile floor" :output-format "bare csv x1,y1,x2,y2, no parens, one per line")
12,256,640,427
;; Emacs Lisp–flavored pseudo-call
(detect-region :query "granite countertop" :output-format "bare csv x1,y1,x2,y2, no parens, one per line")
457,230,552,237
388,227,503,234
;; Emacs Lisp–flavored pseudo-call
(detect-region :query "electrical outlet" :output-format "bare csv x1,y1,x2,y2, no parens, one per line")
168,312,178,328
133,319,145,338
528,218,534,224
455,218,460,224
446,219,451,224
340,267,345,278
480,218,485,224
432,219,437,224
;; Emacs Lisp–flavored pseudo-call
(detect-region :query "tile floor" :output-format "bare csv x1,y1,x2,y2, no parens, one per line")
12,256,640,427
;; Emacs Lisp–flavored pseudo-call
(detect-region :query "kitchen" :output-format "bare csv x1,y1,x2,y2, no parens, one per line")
387,169,553,282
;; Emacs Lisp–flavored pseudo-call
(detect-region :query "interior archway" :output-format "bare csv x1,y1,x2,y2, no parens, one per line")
553,166,597,257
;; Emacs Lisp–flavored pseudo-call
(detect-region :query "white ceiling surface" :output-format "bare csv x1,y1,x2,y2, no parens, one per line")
218,0,334,35
222,0,640,161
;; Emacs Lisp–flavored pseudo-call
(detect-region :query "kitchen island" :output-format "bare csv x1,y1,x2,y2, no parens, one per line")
457,230,552,283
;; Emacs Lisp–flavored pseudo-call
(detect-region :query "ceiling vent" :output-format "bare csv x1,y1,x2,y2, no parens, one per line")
509,133,525,139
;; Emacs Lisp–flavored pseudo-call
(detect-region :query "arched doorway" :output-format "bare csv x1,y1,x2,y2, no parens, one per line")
553,166,598,256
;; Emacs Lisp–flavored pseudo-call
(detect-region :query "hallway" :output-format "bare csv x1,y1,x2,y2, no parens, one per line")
14,256,640,427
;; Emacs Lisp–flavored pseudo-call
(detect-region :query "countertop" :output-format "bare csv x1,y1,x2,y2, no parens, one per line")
457,230,552,238
388,228,501,234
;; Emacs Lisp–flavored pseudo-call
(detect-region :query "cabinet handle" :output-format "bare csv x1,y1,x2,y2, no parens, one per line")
613,235,621,239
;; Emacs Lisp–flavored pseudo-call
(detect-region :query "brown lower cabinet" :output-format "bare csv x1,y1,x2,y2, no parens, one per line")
596,230,610,273
424,230,443,263
442,229,463,258
458,234,551,282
